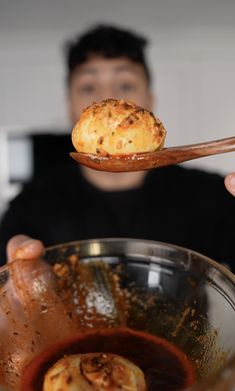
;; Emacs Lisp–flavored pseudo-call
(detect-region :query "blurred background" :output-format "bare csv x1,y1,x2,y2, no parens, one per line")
0,0,235,218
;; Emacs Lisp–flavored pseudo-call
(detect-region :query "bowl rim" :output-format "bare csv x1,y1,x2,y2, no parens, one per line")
2,237,234,285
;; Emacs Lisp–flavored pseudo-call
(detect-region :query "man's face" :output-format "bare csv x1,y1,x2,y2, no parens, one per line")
67,56,154,125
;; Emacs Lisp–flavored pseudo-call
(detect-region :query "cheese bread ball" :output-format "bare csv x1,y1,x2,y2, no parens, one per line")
43,353,146,391
72,99,166,156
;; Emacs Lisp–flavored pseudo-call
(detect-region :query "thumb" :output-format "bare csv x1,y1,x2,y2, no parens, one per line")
7,234,44,263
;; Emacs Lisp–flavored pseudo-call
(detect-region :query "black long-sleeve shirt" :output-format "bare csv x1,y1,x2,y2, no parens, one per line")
0,164,234,271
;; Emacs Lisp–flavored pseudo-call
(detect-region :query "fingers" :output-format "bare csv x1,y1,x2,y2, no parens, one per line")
224,174,235,197
6,234,45,263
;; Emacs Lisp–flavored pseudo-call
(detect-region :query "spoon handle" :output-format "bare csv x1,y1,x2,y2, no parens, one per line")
157,136,235,165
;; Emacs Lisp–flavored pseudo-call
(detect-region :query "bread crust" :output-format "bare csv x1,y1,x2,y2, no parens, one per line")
72,99,166,155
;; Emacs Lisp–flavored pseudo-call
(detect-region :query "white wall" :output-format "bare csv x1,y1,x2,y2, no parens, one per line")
0,0,235,176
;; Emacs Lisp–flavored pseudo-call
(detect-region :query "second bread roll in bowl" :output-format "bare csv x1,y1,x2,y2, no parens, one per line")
72,99,166,156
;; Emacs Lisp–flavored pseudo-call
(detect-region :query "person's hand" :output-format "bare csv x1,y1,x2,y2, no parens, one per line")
6,234,44,263
224,173,235,197
1,236,78,389
4,235,50,313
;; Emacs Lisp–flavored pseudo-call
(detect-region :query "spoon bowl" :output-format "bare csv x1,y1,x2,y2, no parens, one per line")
70,136,235,172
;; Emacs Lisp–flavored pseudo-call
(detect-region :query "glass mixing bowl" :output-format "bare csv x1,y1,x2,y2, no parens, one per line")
0,238,234,391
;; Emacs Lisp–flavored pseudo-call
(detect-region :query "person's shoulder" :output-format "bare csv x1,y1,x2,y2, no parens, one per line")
9,164,82,205
148,164,224,183
146,164,227,199
174,165,224,185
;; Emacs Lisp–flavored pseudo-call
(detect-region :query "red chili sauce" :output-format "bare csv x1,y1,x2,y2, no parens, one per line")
21,327,195,391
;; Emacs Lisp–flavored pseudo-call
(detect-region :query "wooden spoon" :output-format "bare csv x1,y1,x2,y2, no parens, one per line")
70,136,235,172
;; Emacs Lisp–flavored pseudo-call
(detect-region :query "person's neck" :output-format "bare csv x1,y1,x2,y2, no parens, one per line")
81,166,147,191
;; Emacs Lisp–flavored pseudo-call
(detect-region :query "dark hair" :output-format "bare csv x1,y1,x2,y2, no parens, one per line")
65,24,151,85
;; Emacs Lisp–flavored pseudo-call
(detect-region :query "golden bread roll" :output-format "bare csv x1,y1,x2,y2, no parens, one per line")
43,353,147,391
72,99,166,155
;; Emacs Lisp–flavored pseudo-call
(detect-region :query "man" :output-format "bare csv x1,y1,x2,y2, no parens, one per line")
1,24,235,271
